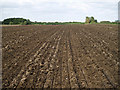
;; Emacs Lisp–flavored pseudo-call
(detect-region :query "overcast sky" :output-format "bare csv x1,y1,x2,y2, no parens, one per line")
0,0,119,22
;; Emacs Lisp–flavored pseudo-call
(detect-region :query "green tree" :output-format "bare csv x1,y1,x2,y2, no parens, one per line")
85,17,91,23
94,19,97,23
2,18,32,25
9,22,13,25
23,21,27,25
90,17,95,24
85,16,98,24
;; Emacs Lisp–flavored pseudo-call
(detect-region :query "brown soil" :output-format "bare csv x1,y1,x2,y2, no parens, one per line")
2,24,119,88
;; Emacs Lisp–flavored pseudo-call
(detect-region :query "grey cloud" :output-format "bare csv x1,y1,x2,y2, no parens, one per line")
0,0,118,22
0,1,33,8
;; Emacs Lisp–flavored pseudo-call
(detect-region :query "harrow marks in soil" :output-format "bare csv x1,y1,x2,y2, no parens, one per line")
2,24,119,88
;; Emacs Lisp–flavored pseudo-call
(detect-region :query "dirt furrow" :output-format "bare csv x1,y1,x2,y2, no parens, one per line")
2,24,118,88
2,29,57,87
35,34,61,88
26,33,61,88
52,30,64,88
7,29,60,88
71,30,107,88
70,26,117,88
70,28,89,88
2,26,57,70
42,28,64,88
16,28,64,88
82,29,118,88
61,30,71,88
67,29,81,88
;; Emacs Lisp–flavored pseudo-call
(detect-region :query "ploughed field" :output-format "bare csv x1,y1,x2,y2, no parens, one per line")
2,24,119,88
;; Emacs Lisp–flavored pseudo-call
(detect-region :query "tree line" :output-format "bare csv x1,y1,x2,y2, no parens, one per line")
2,18,31,25
1,17,119,25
